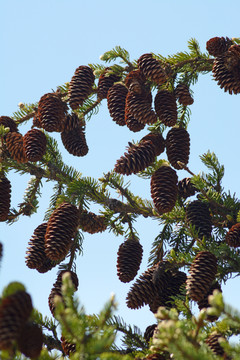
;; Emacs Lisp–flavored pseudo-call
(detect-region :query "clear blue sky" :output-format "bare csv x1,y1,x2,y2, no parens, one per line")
1,0,240,336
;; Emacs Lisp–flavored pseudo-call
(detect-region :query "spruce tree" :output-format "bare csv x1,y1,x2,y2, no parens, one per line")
0,37,240,359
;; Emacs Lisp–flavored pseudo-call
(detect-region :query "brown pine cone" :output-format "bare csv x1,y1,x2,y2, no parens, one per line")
23,129,47,162
0,116,18,133
38,93,67,132
45,202,79,261
117,238,143,283
126,90,157,125
197,281,222,321
206,37,233,57
5,132,27,163
61,336,76,356
140,132,165,156
185,200,212,239
97,67,121,100
186,251,218,302
61,126,88,157
107,83,128,126
174,83,194,106
0,291,33,350
32,113,42,128
212,44,240,94
144,324,157,343
206,333,228,358
0,175,11,221
166,127,190,169
25,223,56,273
114,140,157,175
150,166,178,214
137,53,168,85
68,65,95,109
178,177,197,199
78,210,107,234
125,105,146,132
62,113,84,132
125,69,146,94
154,90,177,127
17,322,43,359
225,223,240,248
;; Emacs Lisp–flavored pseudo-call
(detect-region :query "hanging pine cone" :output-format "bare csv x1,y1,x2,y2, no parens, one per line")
68,65,95,109
206,333,227,357
38,93,67,132
107,83,128,126
150,165,178,214
114,140,157,175
23,129,47,162
144,324,157,343
48,270,79,317
137,53,168,85
197,281,222,321
17,322,43,359
126,264,158,309
174,83,194,106
125,69,146,94
5,132,27,163
97,67,121,100
125,105,145,132
78,210,107,234
166,127,190,169
63,113,84,132
212,44,240,94
140,132,165,156
186,251,218,302
185,200,212,239
0,116,18,133
61,336,76,356
117,238,143,283
225,223,240,248
61,126,88,157
126,90,157,125
154,90,178,127
0,175,11,221
45,202,79,262
178,177,197,199
25,223,56,273
206,37,233,57
0,291,33,350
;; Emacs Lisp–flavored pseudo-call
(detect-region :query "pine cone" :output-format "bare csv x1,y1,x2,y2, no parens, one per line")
186,200,212,239
5,132,27,163
48,270,78,317
125,105,145,132
78,210,107,234
144,324,157,343
212,44,240,94
63,113,84,132
61,336,76,356
126,90,157,125
140,132,165,156
137,53,167,85
126,264,158,309
114,140,157,175
0,291,33,350
68,65,95,109
17,322,43,359
178,177,197,199
61,126,88,157
23,129,47,162
174,83,194,106
97,67,121,100
45,202,79,261
225,223,240,248
0,116,18,133
166,127,190,169
107,83,128,126
206,333,228,358
38,93,67,132
125,69,146,94
197,281,222,321
206,37,233,57
186,251,218,302
150,166,178,214
154,90,178,127
26,223,56,273
117,238,143,283
0,175,11,221
32,113,42,128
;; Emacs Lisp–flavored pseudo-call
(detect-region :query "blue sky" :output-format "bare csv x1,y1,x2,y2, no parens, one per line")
1,0,240,336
